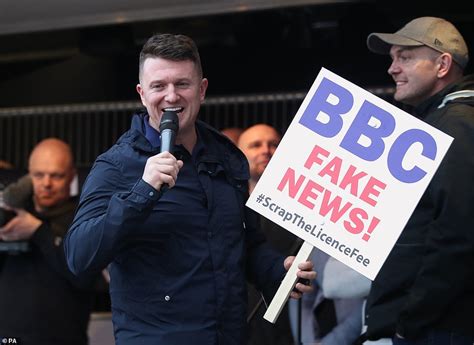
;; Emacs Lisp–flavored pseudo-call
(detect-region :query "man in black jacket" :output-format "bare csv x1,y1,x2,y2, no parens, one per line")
0,138,97,345
238,124,299,345
364,17,474,345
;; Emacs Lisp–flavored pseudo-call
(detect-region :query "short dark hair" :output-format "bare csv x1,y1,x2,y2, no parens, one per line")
138,33,203,80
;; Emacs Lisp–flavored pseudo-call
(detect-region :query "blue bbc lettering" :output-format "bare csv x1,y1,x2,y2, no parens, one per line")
299,77,437,184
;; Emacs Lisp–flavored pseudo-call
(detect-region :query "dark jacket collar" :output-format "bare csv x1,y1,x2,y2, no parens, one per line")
414,74,474,117
117,112,249,181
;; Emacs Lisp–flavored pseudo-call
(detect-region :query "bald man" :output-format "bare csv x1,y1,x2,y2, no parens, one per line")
238,124,301,345
0,138,97,345
238,124,281,193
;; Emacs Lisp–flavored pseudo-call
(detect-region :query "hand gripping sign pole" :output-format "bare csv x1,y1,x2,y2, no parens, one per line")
253,68,453,322
263,241,315,323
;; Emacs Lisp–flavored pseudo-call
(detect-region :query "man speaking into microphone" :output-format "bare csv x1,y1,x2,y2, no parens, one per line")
64,33,315,345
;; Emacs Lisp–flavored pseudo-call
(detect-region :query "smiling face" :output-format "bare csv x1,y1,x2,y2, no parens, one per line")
387,45,443,106
136,57,208,147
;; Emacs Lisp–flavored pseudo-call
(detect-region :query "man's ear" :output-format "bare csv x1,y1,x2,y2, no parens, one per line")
437,53,453,78
136,83,146,107
199,78,208,102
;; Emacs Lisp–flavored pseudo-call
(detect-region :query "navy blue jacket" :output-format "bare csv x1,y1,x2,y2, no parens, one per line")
64,113,286,345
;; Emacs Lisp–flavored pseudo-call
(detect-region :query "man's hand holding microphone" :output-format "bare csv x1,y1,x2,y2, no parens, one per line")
142,111,183,192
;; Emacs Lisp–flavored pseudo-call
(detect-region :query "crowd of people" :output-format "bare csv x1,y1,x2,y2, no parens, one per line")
1,15,473,345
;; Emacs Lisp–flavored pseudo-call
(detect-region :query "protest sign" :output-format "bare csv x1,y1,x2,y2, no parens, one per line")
245,68,453,322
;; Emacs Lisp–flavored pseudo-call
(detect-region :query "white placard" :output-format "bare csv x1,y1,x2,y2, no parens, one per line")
247,67,453,280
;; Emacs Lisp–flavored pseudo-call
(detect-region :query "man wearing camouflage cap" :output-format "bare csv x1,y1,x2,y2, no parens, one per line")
363,17,474,345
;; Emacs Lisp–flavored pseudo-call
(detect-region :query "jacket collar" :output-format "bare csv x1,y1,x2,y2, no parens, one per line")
414,74,474,117
116,112,157,153
194,120,249,181
118,112,249,181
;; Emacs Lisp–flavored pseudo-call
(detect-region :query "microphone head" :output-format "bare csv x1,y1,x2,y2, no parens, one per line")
159,111,179,133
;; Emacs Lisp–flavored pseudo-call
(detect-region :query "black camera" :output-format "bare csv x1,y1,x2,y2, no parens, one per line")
0,208,31,253
0,207,16,227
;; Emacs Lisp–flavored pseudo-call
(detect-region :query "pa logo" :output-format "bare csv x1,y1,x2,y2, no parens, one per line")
1,338,18,344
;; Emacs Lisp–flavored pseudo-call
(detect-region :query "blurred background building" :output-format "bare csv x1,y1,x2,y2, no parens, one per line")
1,0,473,169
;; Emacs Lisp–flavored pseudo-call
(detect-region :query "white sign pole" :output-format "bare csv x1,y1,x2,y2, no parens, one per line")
263,241,315,323
248,68,453,323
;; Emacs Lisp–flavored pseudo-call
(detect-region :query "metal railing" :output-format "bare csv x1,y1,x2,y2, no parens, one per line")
0,87,394,169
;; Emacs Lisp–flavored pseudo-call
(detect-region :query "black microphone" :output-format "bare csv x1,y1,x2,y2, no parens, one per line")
159,111,179,154
159,111,179,193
